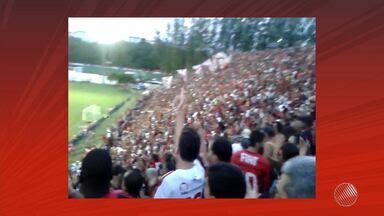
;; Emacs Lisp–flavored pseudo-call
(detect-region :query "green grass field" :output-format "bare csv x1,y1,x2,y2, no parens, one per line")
68,82,138,139
68,82,141,164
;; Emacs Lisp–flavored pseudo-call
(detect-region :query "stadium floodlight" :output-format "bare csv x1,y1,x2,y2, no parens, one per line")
82,104,102,122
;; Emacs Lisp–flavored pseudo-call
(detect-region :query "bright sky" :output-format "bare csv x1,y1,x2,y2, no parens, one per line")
68,18,176,44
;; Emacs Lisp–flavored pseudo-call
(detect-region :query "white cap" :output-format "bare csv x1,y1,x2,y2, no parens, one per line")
241,128,251,139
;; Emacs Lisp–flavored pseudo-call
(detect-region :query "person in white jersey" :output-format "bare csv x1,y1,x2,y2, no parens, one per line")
154,127,205,198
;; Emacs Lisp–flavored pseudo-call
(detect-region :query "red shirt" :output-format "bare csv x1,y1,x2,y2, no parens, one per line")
231,150,271,193
115,190,134,198
103,188,121,198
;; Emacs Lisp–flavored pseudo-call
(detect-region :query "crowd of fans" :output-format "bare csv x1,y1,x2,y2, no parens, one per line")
69,46,316,199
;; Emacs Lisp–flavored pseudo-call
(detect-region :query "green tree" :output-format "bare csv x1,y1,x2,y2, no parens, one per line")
108,73,136,84
68,36,103,64
69,18,316,73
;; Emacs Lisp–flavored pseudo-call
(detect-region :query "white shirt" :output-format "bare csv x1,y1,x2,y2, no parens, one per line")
232,143,243,154
154,160,205,198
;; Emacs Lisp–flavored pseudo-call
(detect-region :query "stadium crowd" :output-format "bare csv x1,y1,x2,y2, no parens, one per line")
69,46,316,199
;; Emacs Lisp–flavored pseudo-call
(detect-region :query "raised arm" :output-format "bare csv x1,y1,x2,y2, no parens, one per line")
173,87,186,153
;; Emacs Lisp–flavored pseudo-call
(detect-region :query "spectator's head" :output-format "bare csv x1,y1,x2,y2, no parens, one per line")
280,143,299,162
273,121,284,134
276,156,316,198
283,126,297,141
145,168,159,187
79,149,112,198
151,154,160,162
298,115,314,129
291,120,305,132
208,163,246,198
163,152,176,173
241,128,251,139
311,109,316,121
240,138,251,150
69,176,83,199
112,164,125,176
135,158,147,173
178,127,201,162
249,130,265,148
123,169,145,198
208,137,233,164
262,126,275,139
218,122,226,133
111,164,125,189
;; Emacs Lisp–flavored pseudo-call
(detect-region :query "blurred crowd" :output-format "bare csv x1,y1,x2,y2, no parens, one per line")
69,46,316,199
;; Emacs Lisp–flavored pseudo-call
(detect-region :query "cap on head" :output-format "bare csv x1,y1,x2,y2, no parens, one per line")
241,128,251,139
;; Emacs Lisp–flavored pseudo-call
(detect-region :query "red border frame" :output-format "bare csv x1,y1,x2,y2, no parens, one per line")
1,0,384,215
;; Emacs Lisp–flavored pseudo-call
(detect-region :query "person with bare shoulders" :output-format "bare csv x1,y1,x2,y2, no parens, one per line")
273,121,286,148
263,121,285,161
